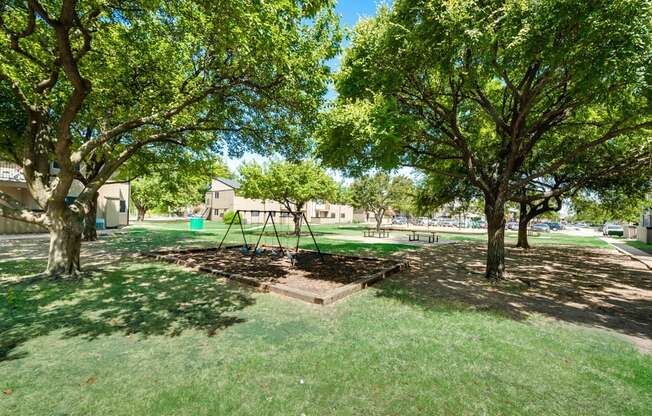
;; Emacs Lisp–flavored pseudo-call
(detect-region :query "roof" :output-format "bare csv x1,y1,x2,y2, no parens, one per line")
216,177,241,189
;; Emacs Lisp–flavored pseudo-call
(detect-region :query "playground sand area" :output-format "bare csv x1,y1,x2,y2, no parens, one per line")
144,246,407,304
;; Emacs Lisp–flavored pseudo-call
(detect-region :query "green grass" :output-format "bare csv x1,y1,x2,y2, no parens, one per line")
1,221,650,415
106,221,410,256
436,230,609,248
626,240,652,254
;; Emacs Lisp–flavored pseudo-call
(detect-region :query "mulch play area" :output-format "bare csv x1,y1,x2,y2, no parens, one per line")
144,245,407,305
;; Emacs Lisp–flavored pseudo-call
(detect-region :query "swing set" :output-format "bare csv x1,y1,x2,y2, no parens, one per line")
216,210,323,265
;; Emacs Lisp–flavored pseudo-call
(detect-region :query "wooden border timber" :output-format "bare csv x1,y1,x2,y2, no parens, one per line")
141,246,409,305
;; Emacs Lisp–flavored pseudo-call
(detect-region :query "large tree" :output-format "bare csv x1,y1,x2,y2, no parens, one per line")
318,0,652,279
0,0,338,276
238,160,337,235
349,173,413,232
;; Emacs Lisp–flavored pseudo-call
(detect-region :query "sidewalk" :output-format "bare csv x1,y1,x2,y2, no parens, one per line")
602,237,652,270
0,228,126,242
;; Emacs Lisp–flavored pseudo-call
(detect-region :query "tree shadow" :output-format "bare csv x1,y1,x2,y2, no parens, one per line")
377,243,652,350
0,259,255,362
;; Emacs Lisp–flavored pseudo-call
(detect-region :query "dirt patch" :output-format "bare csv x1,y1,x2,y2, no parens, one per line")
147,246,406,304
380,243,652,353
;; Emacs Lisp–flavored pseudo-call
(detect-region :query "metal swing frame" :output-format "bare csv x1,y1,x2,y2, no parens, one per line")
216,210,323,262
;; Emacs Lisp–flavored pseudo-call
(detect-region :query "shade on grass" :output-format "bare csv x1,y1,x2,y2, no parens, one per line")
1,258,651,415
2,222,648,415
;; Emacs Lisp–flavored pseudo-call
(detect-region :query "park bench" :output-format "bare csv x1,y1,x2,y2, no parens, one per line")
408,230,439,243
364,227,390,238
527,229,540,237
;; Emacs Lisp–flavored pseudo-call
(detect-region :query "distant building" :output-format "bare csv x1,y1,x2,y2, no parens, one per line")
639,206,652,244
0,161,129,234
205,177,353,225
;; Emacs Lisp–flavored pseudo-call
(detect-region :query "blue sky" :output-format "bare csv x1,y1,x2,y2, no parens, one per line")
225,1,394,179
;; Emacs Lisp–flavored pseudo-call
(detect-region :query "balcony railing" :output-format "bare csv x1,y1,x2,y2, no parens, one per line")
0,161,26,182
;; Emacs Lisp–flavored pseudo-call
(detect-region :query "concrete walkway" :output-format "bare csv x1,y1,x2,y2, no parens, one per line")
602,237,652,270
0,228,126,242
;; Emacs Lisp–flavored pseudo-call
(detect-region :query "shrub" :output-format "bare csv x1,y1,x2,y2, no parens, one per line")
223,211,241,224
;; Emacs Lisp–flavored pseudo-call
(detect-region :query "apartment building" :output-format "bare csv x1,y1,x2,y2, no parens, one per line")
205,177,354,224
0,161,130,234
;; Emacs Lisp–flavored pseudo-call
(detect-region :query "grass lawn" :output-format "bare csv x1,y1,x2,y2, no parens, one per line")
626,240,652,254
1,222,651,415
437,230,610,248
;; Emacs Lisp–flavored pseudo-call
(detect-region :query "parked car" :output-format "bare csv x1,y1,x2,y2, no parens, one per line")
531,223,550,232
416,217,430,226
392,216,408,225
506,222,519,231
545,222,563,231
602,223,624,237
441,219,458,227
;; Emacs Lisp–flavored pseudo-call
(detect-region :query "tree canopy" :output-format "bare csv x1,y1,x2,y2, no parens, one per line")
318,0,652,279
238,159,337,234
0,0,338,276
130,153,231,220
349,172,414,231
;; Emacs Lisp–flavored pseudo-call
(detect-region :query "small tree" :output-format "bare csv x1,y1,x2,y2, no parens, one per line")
238,160,337,235
349,173,413,232
129,153,230,220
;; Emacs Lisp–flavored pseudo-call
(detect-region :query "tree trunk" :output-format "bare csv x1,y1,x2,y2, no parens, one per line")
484,198,506,281
292,213,302,236
46,205,83,277
137,206,147,221
374,209,384,232
82,191,98,241
516,202,530,249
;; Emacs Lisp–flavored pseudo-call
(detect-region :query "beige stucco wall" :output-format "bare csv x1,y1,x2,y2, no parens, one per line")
0,180,129,233
0,182,46,233
305,201,353,224
205,178,355,225
97,182,130,227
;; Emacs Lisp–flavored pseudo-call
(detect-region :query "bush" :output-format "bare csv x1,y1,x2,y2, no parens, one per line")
223,210,241,224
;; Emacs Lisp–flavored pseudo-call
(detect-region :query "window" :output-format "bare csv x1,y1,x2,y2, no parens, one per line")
252,210,260,217
214,191,220,199
119,200,126,213
214,209,219,215
280,212,290,218
340,213,346,219
330,213,336,218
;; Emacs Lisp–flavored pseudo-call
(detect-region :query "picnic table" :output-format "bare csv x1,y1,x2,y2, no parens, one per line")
364,227,390,238
407,230,439,243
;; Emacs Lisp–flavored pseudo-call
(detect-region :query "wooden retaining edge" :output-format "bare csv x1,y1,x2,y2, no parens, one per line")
320,262,406,305
139,248,409,305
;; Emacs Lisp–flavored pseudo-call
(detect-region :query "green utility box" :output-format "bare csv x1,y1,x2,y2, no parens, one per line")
189,217,205,230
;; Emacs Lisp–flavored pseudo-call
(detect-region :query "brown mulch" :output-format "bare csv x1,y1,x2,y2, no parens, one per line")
168,247,396,294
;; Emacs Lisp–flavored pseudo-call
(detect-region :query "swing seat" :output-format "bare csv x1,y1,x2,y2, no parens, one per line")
241,245,249,254
254,247,263,256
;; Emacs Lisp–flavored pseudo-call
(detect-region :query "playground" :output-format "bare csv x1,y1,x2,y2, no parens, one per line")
146,211,406,304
